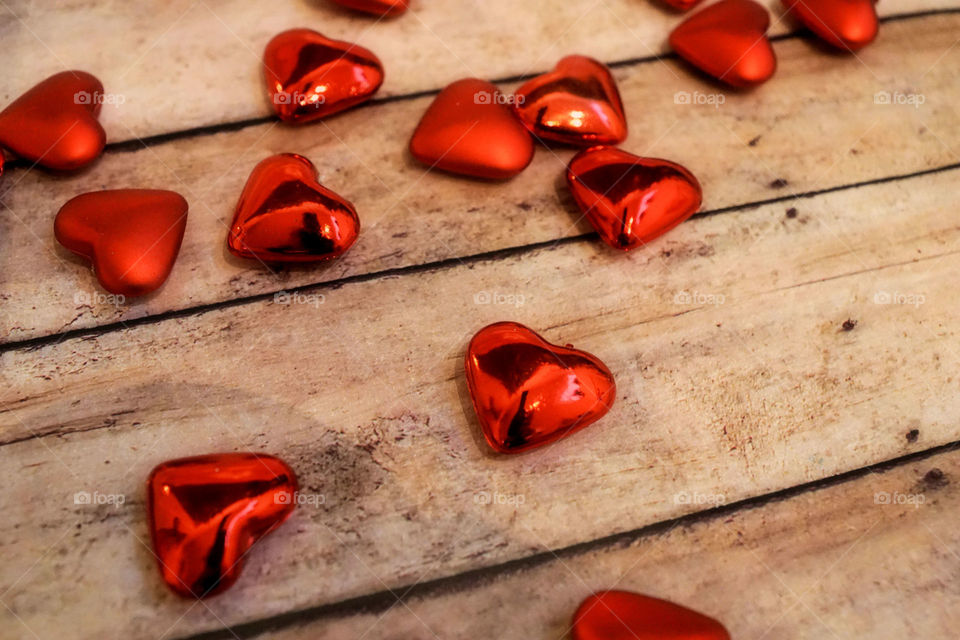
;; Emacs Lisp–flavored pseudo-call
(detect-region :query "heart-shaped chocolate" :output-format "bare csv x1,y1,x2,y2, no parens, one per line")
567,146,702,251
54,189,188,296
331,0,408,16
147,453,298,598
410,78,535,179
572,591,731,640
263,29,384,124
513,55,627,146
228,153,360,263
0,71,106,171
465,322,616,453
670,0,777,88
784,0,878,50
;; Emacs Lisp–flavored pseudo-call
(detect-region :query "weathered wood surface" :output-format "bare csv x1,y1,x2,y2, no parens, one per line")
1,0,954,140
262,447,960,640
2,164,958,637
3,12,959,344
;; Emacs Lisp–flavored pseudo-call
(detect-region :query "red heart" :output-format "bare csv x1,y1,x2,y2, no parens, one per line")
331,0,408,16
147,453,298,598
0,71,106,171
410,78,535,180
566,146,702,251
669,0,777,88
54,189,188,296
513,55,627,146
263,29,384,124
659,0,705,10
783,0,878,50
465,322,616,453
572,591,731,640
228,153,360,263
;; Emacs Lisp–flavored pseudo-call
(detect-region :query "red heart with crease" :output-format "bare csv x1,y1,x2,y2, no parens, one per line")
54,189,188,296
410,78,535,179
572,591,731,640
263,29,384,124
670,0,777,88
228,153,360,263
331,0,408,16
465,322,616,454
783,0,878,50
567,146,702,251
0,71,106,171
148,453,298,598
513,55,627,146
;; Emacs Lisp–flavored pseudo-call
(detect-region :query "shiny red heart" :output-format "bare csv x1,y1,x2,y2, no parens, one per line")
670,0,777,88
572,591,731,640
331,0,408,16
465,322,616,454
783,0,878,50
147,453,298,598
410,78,535,180
0,71,106,171
54,189,188,296
567,146,702,251
659,0,705,10
513,55,627,146
263,29,384,124
228,153,360,263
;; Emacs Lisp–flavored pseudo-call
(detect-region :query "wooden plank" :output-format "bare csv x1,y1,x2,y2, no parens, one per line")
2,1,953,140
262,448,960,640
1,167,958,638
3,12,959,344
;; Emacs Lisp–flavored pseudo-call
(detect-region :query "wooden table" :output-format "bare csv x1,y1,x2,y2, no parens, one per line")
2,1,959,638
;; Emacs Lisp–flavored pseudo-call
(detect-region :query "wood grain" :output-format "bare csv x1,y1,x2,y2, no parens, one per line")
2,12,959,344
1,1,954,140
2,166,958,638
263,447,960,640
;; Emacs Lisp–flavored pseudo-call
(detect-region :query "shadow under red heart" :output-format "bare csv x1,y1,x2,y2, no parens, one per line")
331,0,408,16
228,153,360,263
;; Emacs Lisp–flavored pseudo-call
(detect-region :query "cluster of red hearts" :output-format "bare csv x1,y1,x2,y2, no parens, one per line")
0,0,878,633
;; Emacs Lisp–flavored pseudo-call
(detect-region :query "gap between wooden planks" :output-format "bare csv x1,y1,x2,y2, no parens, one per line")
2,1,955,140
2,11,960,344
2,163,959,637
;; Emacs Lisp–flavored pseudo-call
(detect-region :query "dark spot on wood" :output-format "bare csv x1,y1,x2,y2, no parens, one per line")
769,178,789,189
841,319,857,331
785,207,798,219
921,468,948,490
748,135,761,147
905,429,919,443
517,202,533,211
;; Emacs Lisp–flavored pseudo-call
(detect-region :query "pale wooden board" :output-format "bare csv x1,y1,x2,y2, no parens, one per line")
1,0,954,140
2,166,958,638
264,448,960,640
3,12,960,344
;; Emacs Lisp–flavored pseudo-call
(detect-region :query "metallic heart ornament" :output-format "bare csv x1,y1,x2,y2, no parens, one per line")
54,189,188,296
572,591,731,640
783,0,878,50
513,55,627,146
670,0,777,88
0,71,106,171
228,153,360,263
409,78,535,179
263,29,384,124
331,0,409,16
465,322,616,454
567,146,702,251
147,453,298,598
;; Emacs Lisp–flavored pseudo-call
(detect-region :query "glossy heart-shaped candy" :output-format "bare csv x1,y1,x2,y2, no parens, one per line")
410,78,535,179
147,453,297,598
783,0,878,50
228,153,360,263
264,29,384,124
567,146,702,251
670,0,777,88
514,55,627,146
331,0,408,16
54,189,188,296
572,591,731,640
0,71,106,171
465,322,616,453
